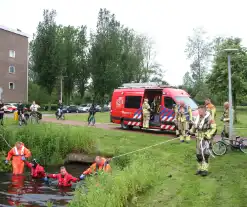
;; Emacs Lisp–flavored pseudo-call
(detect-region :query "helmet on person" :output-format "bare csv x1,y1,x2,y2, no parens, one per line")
31,159,38,167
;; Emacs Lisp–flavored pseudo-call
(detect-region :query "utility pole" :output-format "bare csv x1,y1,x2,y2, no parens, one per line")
224,48,238,140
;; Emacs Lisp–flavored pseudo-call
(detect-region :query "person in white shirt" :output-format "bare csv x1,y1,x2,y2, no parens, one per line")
30,101,40,112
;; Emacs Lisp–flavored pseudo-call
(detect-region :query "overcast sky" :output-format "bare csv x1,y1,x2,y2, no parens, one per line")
1,0,247,85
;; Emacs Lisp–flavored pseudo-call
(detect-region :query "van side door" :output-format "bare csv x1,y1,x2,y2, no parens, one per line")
122,92,143,126
160,96,176,130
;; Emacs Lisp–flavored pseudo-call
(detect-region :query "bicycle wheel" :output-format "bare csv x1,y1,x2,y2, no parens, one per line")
240,139,247,153
212,141,227,156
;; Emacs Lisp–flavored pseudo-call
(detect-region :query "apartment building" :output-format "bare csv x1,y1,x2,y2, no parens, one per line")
0,25,29,102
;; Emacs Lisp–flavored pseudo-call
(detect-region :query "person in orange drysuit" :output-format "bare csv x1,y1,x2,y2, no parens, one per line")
24,158,46,179
5,142,31,175
79,156,111,180
44,166,79,187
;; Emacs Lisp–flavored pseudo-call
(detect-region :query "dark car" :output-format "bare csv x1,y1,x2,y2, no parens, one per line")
62,106,69,113
67,105,79,113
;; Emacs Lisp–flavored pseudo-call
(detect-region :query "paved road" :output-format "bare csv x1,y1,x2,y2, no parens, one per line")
42,116,224,140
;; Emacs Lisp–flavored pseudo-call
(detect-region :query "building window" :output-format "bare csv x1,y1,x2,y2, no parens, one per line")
9,66,15,73
9,50,15,58
125,96,142,109
164,97,175,109
9,82,15,90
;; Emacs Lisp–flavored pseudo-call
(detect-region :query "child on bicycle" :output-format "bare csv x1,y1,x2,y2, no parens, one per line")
88,104,96,125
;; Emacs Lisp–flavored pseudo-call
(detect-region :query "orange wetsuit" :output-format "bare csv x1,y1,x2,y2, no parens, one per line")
6,143,31,175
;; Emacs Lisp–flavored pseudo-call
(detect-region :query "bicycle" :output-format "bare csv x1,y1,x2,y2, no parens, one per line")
30,111,41,124
88,114,95,126
55,110,65,120
18,112,27,126
212,130,247,155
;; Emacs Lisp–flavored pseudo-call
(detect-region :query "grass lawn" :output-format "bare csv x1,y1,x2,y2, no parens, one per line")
64,112,111,123
70,110,247,207
2,108,247,206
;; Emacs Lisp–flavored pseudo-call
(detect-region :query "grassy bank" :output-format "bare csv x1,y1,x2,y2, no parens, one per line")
68,124,247,207
0,122,96,166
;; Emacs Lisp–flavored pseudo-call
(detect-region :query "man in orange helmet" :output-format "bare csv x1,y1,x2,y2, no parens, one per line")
79,156,111,180
5,142,31,175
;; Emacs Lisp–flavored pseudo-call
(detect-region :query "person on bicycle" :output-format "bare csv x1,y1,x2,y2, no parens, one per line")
0,100,4,126
57,100,63,117
193,105,217,176
88,103,96,124
17,101,25,123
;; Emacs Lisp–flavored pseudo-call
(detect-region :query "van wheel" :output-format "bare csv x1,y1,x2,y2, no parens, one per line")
121,120,128,130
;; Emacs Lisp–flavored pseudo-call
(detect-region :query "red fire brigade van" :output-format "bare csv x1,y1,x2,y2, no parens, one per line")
110,83,198,132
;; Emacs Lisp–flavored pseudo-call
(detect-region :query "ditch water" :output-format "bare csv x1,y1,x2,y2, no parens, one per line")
0,163,90,207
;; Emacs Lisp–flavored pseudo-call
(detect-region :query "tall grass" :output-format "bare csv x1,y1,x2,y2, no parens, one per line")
0,123,96,165
69,151,184,207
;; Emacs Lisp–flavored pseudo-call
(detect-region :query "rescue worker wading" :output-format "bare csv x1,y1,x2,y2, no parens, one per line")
194,105,217,176
79,156,111,180
142,98,151,129
24,158,46,179
45,166,79,187
5,142,31,175
205,98,216,121
175,101,192,142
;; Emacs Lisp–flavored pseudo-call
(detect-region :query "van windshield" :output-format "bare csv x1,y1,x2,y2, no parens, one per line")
175,96,198,110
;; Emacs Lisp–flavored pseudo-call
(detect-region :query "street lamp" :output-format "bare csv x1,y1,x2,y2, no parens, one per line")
59,75,68,103
223,48,238,141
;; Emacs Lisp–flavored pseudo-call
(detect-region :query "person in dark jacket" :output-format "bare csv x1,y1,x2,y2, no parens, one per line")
57,100,63,117
17,101,25,124
0,100,4,125
88,104,96,125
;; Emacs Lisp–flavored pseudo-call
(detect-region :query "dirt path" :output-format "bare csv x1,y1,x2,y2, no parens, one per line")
42,117,224,140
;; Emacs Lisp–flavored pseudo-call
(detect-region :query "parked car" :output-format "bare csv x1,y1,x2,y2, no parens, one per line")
62,106,69,113
95,104,110,112
4,103,28,113
80,104,91,113
77,106,85,113
67,105,79,113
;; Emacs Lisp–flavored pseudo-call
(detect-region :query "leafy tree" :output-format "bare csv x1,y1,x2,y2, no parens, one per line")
75,26,89,99
30,10,62,99
206,37,247,122
89,8,122,103
185,27,212,85
60,25,78,104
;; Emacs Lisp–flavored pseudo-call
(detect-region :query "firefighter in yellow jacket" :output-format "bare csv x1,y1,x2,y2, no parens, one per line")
175,101,192,142
194,105,217,176
221,101,234,138
173,104,179,137
142,98,151,129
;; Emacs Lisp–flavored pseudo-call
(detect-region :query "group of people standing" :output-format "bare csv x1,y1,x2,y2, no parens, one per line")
142,96,232,176
174,98,231,176
5,141,111,187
